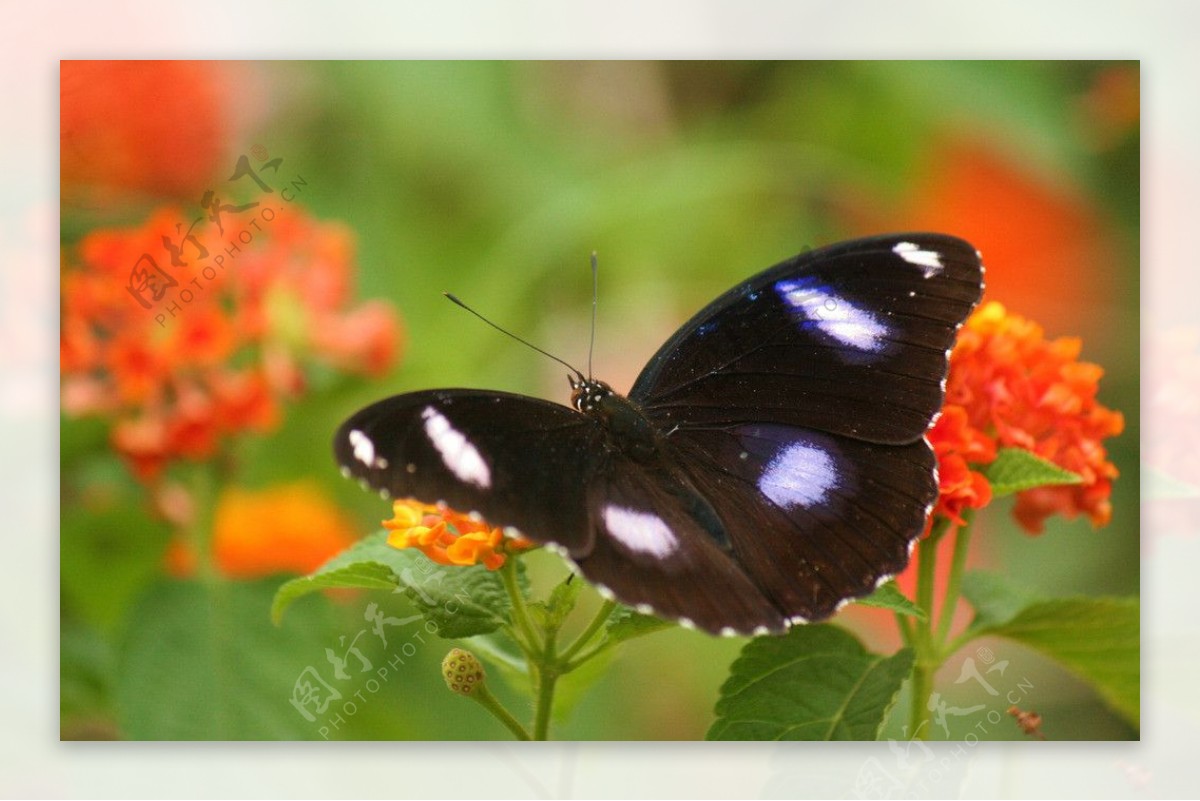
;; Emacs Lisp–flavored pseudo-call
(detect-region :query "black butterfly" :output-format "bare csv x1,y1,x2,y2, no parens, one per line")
335,233,984,636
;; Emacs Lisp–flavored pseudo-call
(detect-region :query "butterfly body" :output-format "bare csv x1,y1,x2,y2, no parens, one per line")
336,233,984,636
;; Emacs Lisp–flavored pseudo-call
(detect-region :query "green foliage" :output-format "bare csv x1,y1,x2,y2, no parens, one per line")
117,579,339,739
961,572,1139,726
855,581,928,620
273,530,518,638
604,605,677,644
986,447,1084,497
708,625,914,740
527,575,582,633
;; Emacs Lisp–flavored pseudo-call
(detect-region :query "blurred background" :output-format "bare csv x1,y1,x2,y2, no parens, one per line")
60,60,1139,741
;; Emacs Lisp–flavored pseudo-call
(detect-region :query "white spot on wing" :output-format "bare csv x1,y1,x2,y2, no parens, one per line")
893,241,943,277
775,278,887,351
758,442,839,509
603,505,679,558
420,406,491,489
348,429,387,469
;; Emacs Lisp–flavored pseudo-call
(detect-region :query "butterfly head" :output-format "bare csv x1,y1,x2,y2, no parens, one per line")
569,375,615,414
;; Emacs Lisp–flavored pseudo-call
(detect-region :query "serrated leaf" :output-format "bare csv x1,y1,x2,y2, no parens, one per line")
962,572,1139,726
117,579,339,739
986,447,1084,497
855,581,928,620
272,562,399,624
404,557,519,639
604,605,676,644
707,625,914,740
273,530,520,638
528,576,583,634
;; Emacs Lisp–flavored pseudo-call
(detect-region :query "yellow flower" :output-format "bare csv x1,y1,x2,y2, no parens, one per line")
383,499,532,570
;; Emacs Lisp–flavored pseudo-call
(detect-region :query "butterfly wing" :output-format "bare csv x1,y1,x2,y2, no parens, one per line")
668,424,936,624
577,449,784,634
630,232,984,444
627,233,983,624
334,390,602,552
335,389,788,632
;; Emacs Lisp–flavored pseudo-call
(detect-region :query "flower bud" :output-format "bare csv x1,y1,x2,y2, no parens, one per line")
442,648,485,696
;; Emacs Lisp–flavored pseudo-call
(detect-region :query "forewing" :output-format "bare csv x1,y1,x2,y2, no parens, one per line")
334,390,602,553
670,423,937,623
629,233,984,444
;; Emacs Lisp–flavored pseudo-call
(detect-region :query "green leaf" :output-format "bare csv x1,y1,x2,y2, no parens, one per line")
272,562,399,624
707,625,914,740
117,579,340,739
527,575,582,634
604,605,676,645
961,572,1139,726
855,581,928,620
960,571,1041,629
985,447,1084,497
272,531,519,638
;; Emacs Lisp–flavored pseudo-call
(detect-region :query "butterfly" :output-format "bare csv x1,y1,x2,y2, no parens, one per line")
335,233,984,636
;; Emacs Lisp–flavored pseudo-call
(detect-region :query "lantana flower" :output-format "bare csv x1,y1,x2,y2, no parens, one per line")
60,206,402,483
383,500,533,570
930,301,1124,534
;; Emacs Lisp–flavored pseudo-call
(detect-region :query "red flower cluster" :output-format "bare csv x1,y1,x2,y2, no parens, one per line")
61,206,402,482
929,302,1124,533
61,60,232,200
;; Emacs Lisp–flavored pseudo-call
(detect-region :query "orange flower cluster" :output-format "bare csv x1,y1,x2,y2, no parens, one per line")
928,406,995,526
383,500,533,571
166,481,357,578
61,206,402,482
930,301,1124,534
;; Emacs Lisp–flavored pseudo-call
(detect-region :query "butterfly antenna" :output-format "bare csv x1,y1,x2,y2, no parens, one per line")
444,292,584,381
589,251,598,380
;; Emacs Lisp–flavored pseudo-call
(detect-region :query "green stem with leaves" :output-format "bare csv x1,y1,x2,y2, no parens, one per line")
533,627,558,741
906,512,980,740
500,558,541,652
471,566,658,741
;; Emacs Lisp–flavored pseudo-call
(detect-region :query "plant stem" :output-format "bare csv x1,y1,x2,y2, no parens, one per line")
894,611,915,648
934,511,974,646
908,520,949,740
471,684,531,741
500,559,541,652
532,628,558,741
908,658,934,741
558,599,617,664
